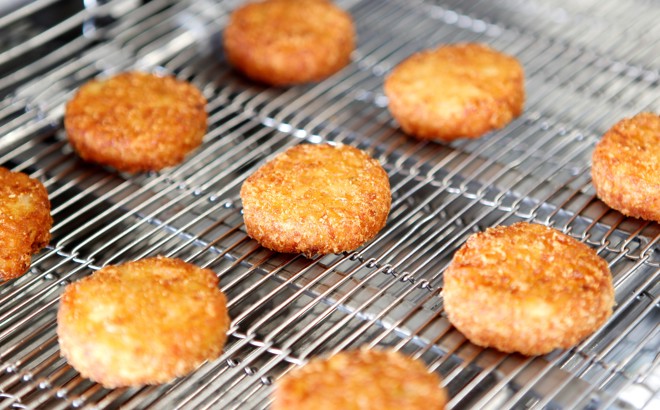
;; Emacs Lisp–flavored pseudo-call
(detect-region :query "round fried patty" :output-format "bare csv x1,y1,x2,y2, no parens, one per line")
57,257,230,387
64,72,207,172
591,112,660,222
384,43,525,141
0,167,52,281
223,0,355,85
273,349,447,410
443,222,614,356
240,144,391,257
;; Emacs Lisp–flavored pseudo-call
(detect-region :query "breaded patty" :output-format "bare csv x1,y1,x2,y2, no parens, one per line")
273,348,447,410
0,167,52,281
57,257,230,388
64,72,207,173
442,222,614,356
591,112,660,222
240,144,391,257
384,43,525,141
223,0,355,85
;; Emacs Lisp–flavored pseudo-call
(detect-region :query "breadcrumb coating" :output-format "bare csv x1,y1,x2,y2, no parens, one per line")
443,222,614,356
384,43,525,141
57,257,230,387
240,144,391,257
0,167,52,281
223,0,355,85
591,112,660,222
64,72,207,172
273,348,447,410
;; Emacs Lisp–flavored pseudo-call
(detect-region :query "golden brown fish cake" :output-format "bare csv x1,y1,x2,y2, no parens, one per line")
57,257,230,388
223,0,355,85
591,112,660,222
0,167,52,281
273,348,447,410
240,143,391,257
64,72,207,173
442,222,614,356
384,43,525,141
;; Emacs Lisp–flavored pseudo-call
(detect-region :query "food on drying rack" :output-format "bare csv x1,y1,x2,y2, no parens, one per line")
272,348,447,410
241,143,391,257
0,167,52,281
442,222,614,356
591,112,660,222
57,257,230,388
64,72,207,173
223,0,355,85
384,43,525,141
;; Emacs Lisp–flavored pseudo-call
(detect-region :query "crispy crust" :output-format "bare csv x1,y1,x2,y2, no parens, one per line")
223,0,355,85
57,257,230,388
384,43,525,141
0,167,52,281
442,222,614,356
273,349,447,410
64,72,207,173
591,112,660,222
240,144,391,257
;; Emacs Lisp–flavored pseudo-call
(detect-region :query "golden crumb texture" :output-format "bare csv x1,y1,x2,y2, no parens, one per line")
443,222,614,356
591,112,660,222
64,71,207,172
0,167,52,281
57,256,230,388
240,143,391,257
273,348,447,410
384,43,525,141
223,0,355,85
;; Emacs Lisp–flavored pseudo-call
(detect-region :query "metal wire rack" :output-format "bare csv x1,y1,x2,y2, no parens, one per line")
0,0,658,408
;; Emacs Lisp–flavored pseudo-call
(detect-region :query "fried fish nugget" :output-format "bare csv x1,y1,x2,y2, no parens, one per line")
384,43,525,141
591,112,660,222
223,0,355,85
273,349,447,410
240,144,391,257
57,257,230,388
0,167,52,281
443,222,614,356
64,72,207,173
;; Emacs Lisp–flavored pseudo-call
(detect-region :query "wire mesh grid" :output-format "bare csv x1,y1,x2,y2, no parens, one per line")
0,0,658,408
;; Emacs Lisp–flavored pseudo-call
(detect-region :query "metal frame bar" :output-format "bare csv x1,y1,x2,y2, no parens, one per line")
0,0,657,408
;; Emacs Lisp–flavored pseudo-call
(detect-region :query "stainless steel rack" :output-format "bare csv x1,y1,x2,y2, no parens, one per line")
0,0,658,408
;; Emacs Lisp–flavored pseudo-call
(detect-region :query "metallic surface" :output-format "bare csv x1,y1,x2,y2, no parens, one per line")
0,0,658,408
